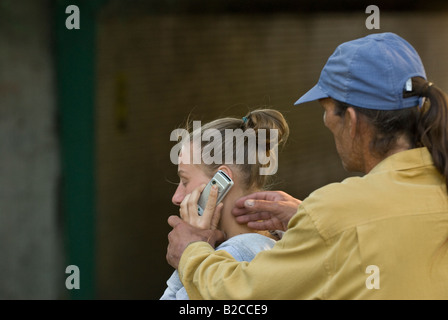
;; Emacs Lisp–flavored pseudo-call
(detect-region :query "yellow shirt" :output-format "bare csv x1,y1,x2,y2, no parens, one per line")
178,148,448,299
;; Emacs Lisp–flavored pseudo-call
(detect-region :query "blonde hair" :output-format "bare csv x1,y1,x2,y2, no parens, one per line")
184,109,289,190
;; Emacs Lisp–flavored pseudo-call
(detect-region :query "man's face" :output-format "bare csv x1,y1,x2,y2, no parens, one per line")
319,98,363,172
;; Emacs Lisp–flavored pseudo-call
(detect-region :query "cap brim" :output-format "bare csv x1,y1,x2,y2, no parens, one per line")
294,84,329,106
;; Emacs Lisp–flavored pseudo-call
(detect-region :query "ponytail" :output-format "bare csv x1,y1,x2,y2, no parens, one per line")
408,77,448,192
333,76,448,193
241,109,290,188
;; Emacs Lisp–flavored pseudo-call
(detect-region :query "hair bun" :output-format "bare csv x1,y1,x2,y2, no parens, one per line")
242,109,289,147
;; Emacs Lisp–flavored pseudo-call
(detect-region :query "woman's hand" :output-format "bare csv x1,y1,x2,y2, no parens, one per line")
231,191,301,231
179,184,224,231
167,184,225,269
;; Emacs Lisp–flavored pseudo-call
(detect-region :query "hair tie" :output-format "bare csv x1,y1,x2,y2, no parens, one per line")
421,81,433,97
242,116,249,124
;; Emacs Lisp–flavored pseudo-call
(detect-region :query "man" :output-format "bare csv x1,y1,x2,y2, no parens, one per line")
166,33,448,299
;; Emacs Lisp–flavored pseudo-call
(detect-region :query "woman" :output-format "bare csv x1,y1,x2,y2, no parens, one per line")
160,108,289,300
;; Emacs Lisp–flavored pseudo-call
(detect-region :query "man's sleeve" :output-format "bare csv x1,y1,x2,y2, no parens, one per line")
178,208,331,299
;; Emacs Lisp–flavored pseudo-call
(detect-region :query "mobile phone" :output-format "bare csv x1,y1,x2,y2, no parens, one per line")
197,170,234,216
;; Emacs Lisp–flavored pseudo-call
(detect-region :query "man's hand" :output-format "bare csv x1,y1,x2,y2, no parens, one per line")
231,191,301,231
166,215,225,269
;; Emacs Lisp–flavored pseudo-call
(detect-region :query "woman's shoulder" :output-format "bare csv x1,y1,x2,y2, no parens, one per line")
215,233,276,262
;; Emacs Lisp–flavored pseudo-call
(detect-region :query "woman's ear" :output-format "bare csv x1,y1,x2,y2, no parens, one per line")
217,165,233,180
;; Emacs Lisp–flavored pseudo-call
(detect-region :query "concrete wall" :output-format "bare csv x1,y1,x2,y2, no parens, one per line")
95,6,448,299
0,0,63,299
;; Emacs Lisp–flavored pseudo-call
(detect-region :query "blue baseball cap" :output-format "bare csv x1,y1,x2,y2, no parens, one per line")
294,32,426,110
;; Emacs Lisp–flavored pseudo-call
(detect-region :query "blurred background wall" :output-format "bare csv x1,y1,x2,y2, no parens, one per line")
1,0,448,299
0,0,63,299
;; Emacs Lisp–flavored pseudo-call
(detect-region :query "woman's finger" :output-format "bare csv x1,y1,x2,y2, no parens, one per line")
190,184,207,203
179,193,190,221
187,184,206,218
201,184,219,226
210,203,223,230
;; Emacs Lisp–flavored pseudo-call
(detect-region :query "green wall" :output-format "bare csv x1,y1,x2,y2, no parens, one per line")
55,0,107,299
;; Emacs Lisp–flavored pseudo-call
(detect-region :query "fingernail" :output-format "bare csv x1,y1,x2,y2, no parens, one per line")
245,199,254,207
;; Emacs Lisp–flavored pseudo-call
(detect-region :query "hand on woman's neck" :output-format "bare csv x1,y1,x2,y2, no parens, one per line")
218,186,274,239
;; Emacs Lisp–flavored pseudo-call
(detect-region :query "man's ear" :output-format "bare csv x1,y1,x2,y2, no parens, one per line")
346,107,358,139
217,165,233,180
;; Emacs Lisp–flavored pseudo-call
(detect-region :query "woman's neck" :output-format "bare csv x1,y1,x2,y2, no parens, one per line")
219,186,274,239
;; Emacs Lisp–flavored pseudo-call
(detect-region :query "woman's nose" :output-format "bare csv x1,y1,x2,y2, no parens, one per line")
172,185,184,206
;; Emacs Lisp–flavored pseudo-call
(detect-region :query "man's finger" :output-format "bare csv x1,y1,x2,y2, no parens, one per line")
234,211,271,223
233,192,267,209
231,199,260,217
233,199,283,217
249,199,281,213
168,215,183,228
233,191,282,209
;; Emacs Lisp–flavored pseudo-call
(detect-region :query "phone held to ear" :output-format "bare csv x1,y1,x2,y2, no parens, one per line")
197,170,234,216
